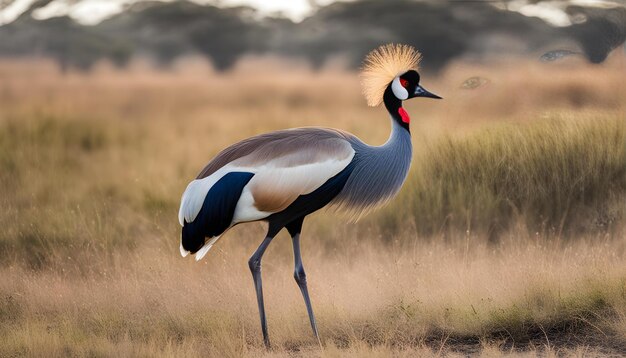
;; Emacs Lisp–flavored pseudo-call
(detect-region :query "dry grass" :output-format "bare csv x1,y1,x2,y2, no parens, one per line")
0,55,625,356
2,235,626,357
381,116,626,239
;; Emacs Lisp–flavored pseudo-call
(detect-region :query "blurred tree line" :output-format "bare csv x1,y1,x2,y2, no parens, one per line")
0,0,624,71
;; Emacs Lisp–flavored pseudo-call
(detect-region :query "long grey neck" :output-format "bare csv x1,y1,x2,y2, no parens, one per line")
332,105,413,217
383,115,412,151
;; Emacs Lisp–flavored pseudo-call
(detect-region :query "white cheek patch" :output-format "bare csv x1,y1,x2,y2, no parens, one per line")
391,77,409,101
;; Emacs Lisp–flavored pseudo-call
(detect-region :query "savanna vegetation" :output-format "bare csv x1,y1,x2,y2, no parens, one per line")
0,54,625,357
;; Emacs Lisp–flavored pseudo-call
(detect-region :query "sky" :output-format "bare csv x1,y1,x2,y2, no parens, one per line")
0,0,619,26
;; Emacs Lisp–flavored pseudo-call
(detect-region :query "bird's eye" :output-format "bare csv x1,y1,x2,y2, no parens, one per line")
400,78,409,88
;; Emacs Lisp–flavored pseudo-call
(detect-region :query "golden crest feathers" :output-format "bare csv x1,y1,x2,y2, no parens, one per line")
360,44,422,107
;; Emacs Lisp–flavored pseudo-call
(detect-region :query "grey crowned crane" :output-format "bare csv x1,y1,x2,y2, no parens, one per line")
178,44,441,347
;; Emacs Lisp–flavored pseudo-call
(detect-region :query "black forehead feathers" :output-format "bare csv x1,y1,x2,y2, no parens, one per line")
401,70,420,84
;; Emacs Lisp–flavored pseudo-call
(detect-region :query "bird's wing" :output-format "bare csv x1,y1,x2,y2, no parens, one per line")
196,127,355,179
240,134,355,214
180,128,356,226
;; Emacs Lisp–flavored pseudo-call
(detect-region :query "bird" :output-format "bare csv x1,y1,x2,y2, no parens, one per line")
177,43,441,347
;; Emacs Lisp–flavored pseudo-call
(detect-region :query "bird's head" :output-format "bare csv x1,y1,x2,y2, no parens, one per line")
390,69,441,102
360,44,441,107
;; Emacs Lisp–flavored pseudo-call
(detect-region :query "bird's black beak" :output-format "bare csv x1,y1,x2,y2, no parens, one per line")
413,85,442,99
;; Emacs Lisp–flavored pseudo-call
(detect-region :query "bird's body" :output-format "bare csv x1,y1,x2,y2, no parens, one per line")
179,123,412,259
177,44,441,347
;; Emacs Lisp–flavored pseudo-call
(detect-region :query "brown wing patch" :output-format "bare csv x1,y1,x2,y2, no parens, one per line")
246,138,355,213
251,187,299,213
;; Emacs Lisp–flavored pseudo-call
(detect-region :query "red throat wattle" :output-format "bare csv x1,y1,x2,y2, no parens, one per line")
398,107,410,124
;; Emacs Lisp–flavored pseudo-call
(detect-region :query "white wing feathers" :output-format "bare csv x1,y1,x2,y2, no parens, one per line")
178,166,234,226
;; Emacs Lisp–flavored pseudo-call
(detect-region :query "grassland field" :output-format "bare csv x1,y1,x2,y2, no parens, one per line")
0,54,625,357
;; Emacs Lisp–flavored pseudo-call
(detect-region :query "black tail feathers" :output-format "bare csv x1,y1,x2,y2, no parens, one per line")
181,172,254,254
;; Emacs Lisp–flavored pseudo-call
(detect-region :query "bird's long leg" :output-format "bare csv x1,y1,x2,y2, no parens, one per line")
248,233,276,348
286,218,320,342
292,232,321,341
